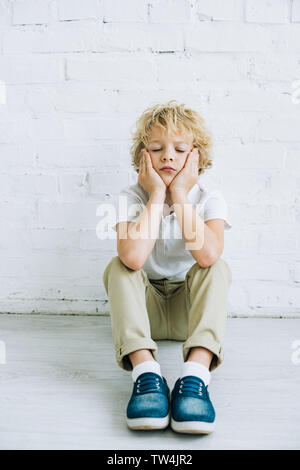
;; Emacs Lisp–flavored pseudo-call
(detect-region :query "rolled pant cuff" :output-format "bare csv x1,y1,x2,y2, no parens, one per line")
182,335,224,372
116,338,158,371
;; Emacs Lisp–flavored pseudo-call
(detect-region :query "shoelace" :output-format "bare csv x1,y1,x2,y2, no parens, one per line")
178,376,206,397
136,375,162,394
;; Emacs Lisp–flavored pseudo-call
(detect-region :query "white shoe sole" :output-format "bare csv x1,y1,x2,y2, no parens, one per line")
126,415,169,430
171,417,215,434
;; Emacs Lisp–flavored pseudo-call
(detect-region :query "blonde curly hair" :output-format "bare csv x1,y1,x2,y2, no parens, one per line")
130,100,213,176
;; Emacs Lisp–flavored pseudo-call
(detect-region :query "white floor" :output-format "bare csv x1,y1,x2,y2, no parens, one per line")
0,314,299,450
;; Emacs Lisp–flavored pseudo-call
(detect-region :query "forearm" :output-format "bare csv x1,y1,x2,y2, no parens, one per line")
124,191,165,268
171,190,219,267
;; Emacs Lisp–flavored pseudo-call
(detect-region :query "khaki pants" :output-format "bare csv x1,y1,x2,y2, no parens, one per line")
102,256,232,372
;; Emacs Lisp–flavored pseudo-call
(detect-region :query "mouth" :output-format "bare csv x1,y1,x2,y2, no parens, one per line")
160,167,176,173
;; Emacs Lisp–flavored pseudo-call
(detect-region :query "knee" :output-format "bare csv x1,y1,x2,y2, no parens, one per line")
103,255,145,280
102,256,120,284
206,257,232,285
102,255,149,290
187,257,232,285
215,258,232,282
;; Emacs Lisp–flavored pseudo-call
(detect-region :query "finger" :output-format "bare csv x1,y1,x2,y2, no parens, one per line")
193,148,199,172
140,150,145,173
187,150,195,167
144,151,152,170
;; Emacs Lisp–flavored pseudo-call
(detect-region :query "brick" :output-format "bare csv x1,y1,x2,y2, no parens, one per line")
58,0,100,21
292,0,300,21
197,0,242,21
0,118,29,143
36,142,124,168
0,173,58,198
22,253,101,279
249,284,300,309
230,202,296,225
245,52,300,81
224,228,260,258
0,278,101,301
31,229,80,252
230,259,290,281
0,199,37,228
186,22,274,52
52,84,119,113
3,27,102,54
245,0,289,24
79,229,116,251
258,226,300,255
30,117,65,141
37,201,104,230
284,24,300,51
294,264,300,282
26,85,57,115
208,83,295,113
213,142,285,170
0,298,107,315
1,143,35,168
102,22,184,52
58,173,90,200
0,80,6,105
207,111,262,143
222,168,297,205
258,117,300,142
0,227,31,251
156,53,247,86
101,23,150,52
0,256,28,277
285,147,300,172
0,56,64,84
63,116,133,140
12,0,50,25
0,0,11,28
89,171,129,194
66,55,156,86
103,0,148,22
149,0,191,23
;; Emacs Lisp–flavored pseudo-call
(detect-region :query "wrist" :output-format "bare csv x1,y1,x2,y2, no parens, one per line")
170,187,187,197
150,189,166,199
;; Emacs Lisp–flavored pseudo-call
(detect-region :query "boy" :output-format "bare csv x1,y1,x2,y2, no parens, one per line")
102,100,232,434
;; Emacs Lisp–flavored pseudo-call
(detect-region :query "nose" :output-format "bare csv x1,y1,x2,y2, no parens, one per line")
161,148,175,162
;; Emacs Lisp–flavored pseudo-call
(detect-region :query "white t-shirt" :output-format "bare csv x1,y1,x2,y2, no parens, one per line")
112,178,232,281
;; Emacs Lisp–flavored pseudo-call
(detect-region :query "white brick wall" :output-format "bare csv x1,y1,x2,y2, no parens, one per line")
245,0,289,24
0,0,299,317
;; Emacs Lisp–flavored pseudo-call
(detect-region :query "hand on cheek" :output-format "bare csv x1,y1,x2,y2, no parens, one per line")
169,148,199,195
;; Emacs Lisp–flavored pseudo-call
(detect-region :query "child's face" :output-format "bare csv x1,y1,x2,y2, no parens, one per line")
145,126,194,186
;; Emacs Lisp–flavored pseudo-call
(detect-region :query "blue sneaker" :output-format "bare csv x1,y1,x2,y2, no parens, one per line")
170,375,215,434
126,372,170,430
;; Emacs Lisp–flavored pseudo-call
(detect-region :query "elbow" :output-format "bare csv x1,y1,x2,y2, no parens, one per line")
118,252,145,271
197,250,221,268
126,260,144,271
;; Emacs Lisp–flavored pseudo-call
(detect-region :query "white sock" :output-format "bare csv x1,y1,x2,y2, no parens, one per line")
131,360,162,382
180,361,211,386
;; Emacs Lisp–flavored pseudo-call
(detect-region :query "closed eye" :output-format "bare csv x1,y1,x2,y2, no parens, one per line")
152,149,186,153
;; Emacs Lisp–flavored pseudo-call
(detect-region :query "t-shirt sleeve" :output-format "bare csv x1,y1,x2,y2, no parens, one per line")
202,191,232,230
112,187,145,232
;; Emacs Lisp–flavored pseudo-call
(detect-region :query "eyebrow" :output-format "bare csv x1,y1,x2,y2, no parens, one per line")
149,140,188,144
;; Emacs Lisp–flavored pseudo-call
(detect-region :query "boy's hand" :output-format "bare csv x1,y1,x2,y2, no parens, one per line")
138,149,166,196
169,147,199,195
